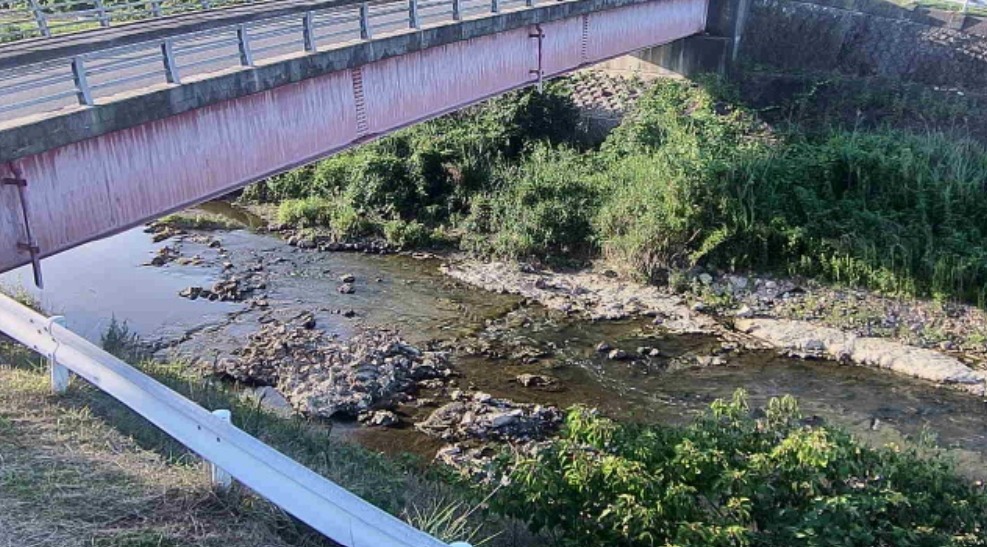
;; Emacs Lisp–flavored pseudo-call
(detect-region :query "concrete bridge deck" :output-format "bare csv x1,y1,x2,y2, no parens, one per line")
0,0,708,280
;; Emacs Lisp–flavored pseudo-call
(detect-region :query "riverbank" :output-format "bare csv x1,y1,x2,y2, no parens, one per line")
5,72,987,545
123,214,987,466
6,211,987,544
0,339,536,547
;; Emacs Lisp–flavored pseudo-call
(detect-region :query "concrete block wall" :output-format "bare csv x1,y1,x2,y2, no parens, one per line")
739,0,987,89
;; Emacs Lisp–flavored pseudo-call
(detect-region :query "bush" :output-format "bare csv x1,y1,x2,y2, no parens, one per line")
382,219,431,249
462,146,598,262
494,391,987,547
276,197,334,228
244,84,584,242
595,79,987,301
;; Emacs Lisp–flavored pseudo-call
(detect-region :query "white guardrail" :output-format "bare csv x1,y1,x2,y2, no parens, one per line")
0,291,471,547
0,0,541,124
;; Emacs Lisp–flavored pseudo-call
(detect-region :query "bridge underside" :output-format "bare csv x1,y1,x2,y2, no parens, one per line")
0,0,705,275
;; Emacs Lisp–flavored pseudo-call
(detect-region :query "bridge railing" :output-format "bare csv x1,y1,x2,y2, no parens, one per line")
0,0,546,124
0,0,256,43
0,290,471,547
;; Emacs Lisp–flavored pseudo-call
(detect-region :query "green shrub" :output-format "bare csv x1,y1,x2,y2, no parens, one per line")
382,219,431,248
276,197,334,228
494,391,987,547
595,79,987,301
462,146,598,262
246,84,584,239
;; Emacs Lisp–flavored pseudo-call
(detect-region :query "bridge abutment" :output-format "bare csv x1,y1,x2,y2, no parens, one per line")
595,0,750,77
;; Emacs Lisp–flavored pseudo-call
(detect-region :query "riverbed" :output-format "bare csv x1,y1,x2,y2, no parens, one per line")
4,204,987,473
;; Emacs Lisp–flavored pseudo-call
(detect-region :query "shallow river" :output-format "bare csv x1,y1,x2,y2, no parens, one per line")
3,204,987,472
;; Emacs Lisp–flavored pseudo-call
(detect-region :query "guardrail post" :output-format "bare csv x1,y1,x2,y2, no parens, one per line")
359,2,372,39
161,39,181,84
27,0,50,37
525,0,533,7
94,0,110,27
236,24,254,67
71,57,94,106
409,0,419,29
210,409,234,489
491,0,499,13
45,316,70,393
150,0,162,17
200,0,212,8
452,0,461,20
302,11,316,52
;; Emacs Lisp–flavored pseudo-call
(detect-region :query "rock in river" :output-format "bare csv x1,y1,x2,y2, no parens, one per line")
359,409,401,428
217,315,451,417
516,373,558,388
416,391,562,442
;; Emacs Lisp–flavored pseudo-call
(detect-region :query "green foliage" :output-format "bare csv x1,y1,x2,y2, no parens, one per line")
402,498,498,546
494,391,987,547
595,79,987,300
276,197,334,228
246,83,583,244
382,219,431,249
101,317,146,362
276,196,372,240
462,146,598,262
256,76,987,303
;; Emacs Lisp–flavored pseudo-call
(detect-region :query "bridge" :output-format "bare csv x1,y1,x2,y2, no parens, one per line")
0,0,720,282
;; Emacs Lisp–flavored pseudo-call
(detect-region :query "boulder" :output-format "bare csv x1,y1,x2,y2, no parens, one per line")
416,394,562,442
607,348,629,361
359,410,401,428
516,373,558,388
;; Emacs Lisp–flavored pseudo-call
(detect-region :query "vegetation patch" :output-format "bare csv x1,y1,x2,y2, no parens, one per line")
492,391,987,546
247,76,987,303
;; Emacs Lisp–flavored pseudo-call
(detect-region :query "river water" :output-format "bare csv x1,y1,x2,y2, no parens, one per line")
4,204,987,473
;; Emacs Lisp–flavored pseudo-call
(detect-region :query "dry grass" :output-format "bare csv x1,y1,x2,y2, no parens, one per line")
0,348,317,547
0,341,540,547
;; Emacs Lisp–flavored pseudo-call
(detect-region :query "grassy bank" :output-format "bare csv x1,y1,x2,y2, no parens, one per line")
244,76,987,305
0,339,533,547
4,331,986,545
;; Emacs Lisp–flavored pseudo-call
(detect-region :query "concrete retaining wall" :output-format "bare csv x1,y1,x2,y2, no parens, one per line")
739,0,987,89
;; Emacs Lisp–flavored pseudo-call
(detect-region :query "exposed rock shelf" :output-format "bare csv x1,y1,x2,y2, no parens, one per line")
738,318,987,397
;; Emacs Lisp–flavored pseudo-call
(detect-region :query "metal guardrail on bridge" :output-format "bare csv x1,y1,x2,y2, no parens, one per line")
0,0,544,124
0,291,471,547
0,0,256,42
